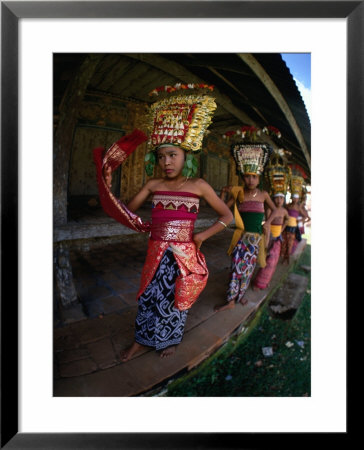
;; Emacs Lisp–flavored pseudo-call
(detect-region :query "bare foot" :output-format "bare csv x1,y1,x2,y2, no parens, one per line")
252,285,260,291
160,346,176,359
214,302,235,312
120,342,145,362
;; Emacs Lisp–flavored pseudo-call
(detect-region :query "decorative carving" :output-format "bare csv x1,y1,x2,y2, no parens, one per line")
54,243,78,307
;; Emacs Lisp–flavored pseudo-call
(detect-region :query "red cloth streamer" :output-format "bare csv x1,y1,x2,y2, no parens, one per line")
93,129,151,233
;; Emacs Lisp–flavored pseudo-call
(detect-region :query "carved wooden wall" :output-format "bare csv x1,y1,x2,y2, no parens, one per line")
68,92,148,205
67,91,240,211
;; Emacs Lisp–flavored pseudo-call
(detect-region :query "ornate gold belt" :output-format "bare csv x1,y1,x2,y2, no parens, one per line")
150,220,194,242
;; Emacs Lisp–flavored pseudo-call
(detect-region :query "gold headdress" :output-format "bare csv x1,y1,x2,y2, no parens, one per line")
146,83,216,152
232,143,272,176
289,164,307,199
222,125,272,176
144,83,216,176
290,175,305,198
265,149,291,197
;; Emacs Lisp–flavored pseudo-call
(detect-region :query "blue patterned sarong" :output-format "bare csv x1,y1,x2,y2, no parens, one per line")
227,232,261,304
135,249,188,351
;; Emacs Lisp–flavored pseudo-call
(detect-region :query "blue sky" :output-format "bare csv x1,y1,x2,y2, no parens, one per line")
281,53,311,119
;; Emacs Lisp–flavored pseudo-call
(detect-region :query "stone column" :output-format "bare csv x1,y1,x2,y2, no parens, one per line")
53,54,102,311
54,243,78,307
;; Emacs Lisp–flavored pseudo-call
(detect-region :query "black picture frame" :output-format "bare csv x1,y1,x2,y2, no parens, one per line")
1,1,359,448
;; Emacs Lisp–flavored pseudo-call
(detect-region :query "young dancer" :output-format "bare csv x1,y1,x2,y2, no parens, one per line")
94,84,233,361
253,193,289,289
281,175,309,264
253,149,291,289
215,143,278,312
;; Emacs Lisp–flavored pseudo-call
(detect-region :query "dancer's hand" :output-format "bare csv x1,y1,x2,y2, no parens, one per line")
193,233,205,249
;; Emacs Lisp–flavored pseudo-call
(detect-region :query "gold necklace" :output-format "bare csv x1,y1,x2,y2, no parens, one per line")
176,177,189,190
244,187,258,198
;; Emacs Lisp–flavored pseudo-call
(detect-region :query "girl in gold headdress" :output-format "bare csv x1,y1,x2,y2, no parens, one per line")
253,149,291,289
215,143,278,312
94,84,233,361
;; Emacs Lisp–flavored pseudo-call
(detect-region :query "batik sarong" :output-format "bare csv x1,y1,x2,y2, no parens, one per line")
253,222,282,289
227,232,261,304
281,209,300,260
135,249,188,351
253,238,281,289
281,226,296,260
226,198,265,304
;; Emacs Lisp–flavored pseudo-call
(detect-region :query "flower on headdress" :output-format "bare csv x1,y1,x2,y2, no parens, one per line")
222,125,262,141
222,130,237,139
263,125,282,138
149,83,214,96
240,126,261,141
241,125,259,133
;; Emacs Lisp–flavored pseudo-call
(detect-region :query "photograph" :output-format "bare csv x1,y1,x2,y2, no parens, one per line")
53,52,312,399
1,0,357,447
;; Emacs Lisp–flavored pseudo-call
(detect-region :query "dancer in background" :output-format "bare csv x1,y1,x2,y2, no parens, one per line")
215,142,278,312
94,84,232,361
298,192,311,236
281,174,309,264
253,149,291,290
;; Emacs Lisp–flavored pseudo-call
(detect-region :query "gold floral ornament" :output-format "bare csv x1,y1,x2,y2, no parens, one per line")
144,83,217,176
265,149,291,197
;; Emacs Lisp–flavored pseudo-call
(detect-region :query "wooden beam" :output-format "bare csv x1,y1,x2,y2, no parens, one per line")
206,65,269,123
125,53,257,127
238,53,311,170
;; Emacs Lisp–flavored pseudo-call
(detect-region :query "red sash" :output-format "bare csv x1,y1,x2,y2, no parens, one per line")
93,129,150,233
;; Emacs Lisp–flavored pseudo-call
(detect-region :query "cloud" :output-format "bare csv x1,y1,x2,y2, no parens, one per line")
294,78,311,120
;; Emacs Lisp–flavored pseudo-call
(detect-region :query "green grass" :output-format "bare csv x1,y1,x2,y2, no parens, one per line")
165,245,311,397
